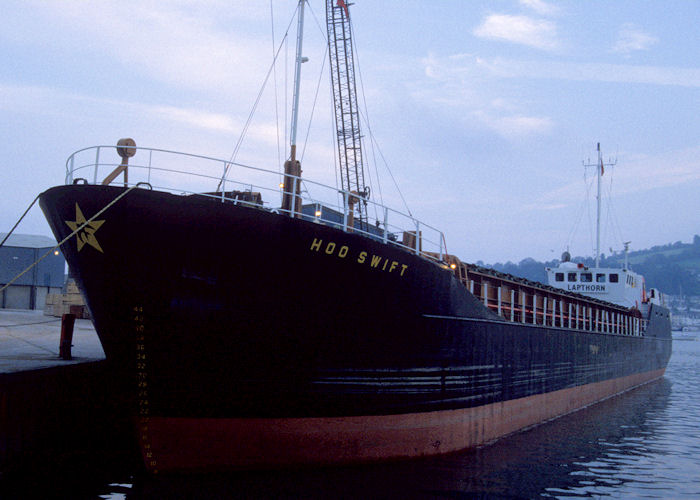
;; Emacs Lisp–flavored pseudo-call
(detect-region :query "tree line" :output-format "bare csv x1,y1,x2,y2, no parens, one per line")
485,235,700,296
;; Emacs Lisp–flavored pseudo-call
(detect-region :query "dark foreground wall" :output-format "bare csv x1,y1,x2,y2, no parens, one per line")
0,361,134,476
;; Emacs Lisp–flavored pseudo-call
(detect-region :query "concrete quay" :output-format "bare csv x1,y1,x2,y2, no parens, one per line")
1,309,133,477
0,309,105,373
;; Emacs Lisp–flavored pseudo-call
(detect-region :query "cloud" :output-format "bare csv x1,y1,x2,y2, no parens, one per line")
612,24,658,55
474,14,559,51
0,83,244,135
416,54,555,140
472,111,554,138
10,1,277,97
414,50,700,142
153,106,237,133
518,0,559,16
454,56,700,88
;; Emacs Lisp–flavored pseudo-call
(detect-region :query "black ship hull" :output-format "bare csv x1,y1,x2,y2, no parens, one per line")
39,184,672,472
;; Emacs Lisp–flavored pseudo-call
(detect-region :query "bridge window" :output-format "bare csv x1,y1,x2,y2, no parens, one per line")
567,273,577,282
596,273,606,282
581,273,592,282
609,273,619,283
555,273,564,282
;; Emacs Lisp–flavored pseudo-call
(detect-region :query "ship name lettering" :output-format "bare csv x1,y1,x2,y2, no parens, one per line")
567,284,606,292
310,238,408,276
310,238,323,251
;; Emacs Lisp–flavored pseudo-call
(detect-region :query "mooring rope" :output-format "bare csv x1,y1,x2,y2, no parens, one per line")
0,185,140,294
0,318,61,328
0,194,41,249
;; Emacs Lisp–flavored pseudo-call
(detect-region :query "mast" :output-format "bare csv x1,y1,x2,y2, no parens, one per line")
596,143,602,267
326,0,368,230
584,142,616,267
282,0,307,217
290,0,306,162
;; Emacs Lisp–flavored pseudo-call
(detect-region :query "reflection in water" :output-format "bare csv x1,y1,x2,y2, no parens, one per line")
3,339,700,498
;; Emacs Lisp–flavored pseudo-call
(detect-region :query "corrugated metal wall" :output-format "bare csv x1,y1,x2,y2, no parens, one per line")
0,244,65,310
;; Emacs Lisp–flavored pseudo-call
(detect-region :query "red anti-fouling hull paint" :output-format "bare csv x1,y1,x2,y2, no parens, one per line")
140,369,665,472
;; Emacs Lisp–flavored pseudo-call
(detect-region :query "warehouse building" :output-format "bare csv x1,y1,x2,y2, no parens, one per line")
0,233,65,310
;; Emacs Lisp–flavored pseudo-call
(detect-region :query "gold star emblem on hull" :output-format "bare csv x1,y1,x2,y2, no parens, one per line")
65,203,105,253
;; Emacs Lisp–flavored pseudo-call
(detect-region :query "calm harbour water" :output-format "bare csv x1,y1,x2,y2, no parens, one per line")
5,333,700,499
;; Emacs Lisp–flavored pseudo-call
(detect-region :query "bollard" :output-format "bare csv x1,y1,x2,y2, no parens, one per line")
59,313,76,360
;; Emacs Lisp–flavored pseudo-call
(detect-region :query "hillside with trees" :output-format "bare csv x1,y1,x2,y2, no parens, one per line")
484,235,700,296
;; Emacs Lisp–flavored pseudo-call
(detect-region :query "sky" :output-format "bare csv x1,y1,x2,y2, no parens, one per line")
1,0,699,264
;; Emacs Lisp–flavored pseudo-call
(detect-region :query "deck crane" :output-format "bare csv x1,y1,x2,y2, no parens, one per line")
326,0,370,231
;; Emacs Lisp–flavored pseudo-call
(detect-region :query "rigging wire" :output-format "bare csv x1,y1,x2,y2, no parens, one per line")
324,9,341,209
345,7,411,219
604,165,626,253
218,5,298,191
270,0,282,176
296,47,329,207
565,156,629,260
565,165,593,256
565,190,587,255
367,132,413,218
307,1,329,38
300,50,328,163
585,165,596,258
350,17,382,223
607,145,626,251
284,15,289,164
299,2,330,163
222,1,411,225
283,1,331,205
330,75,342,210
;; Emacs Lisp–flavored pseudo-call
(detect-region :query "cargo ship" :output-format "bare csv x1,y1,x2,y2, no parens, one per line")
38,1,671,473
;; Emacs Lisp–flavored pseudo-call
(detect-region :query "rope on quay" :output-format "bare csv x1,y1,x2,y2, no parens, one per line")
0,318,62,328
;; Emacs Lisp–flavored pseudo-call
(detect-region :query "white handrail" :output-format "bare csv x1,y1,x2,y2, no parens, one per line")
64,146,449,265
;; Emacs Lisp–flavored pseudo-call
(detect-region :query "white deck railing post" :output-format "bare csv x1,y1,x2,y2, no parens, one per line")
414,221,420,255
383,207,388,243
68,155,75,185
93,147,100,184
342,191,349,231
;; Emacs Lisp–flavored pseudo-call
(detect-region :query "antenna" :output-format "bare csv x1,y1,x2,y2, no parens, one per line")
623,241,631,270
